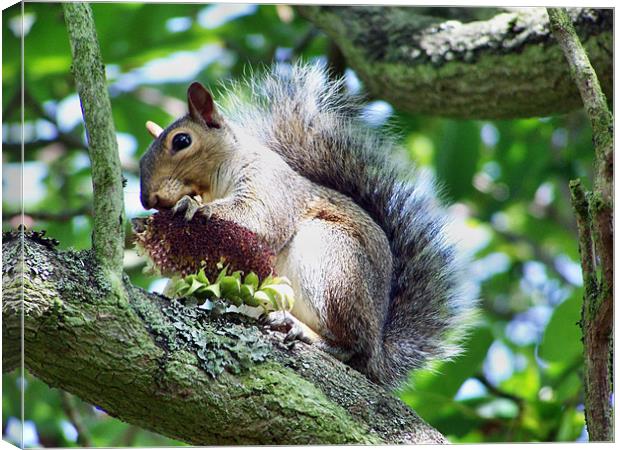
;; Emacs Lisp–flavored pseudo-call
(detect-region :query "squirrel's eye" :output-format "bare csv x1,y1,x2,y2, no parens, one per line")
171,133,192,152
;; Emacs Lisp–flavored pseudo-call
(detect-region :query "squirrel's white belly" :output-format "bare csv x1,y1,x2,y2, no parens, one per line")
274,222,330,334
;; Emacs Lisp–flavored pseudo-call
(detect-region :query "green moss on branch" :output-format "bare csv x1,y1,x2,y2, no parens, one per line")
63,3,125,279
2,234,445,445
299,6,612,119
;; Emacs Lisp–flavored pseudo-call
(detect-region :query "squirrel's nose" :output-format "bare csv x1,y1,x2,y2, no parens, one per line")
140,192,160,210
145,192,181,210
149,194,162,209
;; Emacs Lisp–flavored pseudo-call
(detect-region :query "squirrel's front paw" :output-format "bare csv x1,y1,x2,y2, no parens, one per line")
172,195,211,221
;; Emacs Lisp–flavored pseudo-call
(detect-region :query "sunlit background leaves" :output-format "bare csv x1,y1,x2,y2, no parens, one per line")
2,2,592,445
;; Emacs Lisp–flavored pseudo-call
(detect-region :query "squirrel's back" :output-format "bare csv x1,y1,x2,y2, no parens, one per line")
221,63,476,386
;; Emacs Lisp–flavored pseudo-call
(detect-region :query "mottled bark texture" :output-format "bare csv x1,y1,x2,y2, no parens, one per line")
2,233,446,445
63,2,125,279
547,8,613,443
298,6,612,119
7,4,444,445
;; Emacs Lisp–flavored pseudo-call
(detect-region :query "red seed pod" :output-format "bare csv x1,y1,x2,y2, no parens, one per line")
133,210,276,281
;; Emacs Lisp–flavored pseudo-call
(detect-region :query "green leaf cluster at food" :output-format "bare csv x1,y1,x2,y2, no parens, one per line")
170,266,295,313
3,1,595,444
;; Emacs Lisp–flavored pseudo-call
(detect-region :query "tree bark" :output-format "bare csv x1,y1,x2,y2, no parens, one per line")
2,232,446,445
547,8,613,442
63,2,125,279
298,6,612,119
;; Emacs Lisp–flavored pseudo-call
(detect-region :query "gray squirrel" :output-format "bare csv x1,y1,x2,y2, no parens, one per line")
138,63,476,387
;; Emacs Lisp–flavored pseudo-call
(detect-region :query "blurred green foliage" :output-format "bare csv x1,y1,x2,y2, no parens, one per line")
2,2,594,446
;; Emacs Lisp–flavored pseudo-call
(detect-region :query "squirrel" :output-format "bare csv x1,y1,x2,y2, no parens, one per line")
138,63,476,387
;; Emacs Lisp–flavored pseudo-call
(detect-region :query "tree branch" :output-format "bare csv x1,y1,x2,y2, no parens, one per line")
60,391,93,447
298,6,612,119
568,180,597,296
63,3,125,279
474,374,524,406
547,8,613,202
3,207,93,223
547,8,613,442
2,234,446,445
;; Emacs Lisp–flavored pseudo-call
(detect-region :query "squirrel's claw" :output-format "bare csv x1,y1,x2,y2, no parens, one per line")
172,195,209,221
130,217,148,233
262,311,320,345
261,311,353,361
197,203,212,220
172,195,192,218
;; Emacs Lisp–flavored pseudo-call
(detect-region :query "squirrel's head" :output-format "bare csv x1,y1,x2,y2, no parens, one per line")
139,82,235,211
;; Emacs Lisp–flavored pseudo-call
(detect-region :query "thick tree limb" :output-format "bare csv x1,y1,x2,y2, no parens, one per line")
548,8,613,442
63,3,125,278
2,234,446,445
298,6,612,119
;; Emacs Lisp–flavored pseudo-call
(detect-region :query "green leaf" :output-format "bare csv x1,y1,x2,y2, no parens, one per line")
539,291,583,363
401,326,494,422
433,120,480,201
169,278,188,297
253,290,276,311
220,275,241,298
200,283,221,299
259,274,274,289
228,295,243,307
185,274,197,283
244,272,259,290
185,278,205,296
215,266,229,283
196,268,209,285
240,283,255,302
261,284,295,311
244,294,261,308
231,270,243,280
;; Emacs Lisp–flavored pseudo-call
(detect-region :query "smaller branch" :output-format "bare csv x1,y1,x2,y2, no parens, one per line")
590,197,613,300
23,89,89,151
111,426,141,447
3,140,57,153
568,180,597,298
327,40,346,83
2,85,21,120
2,86,88,161
549,9,614,442
63,3,125,279
547,8,613,202
474,373,525,442
474,374,524,406
3,207,92,222
60,391,93,447
3,135,86,154
493,227,576,286
292,26,319,57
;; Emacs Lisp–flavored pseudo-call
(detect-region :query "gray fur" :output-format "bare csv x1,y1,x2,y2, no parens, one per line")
219,63,477,386
140,63,477,387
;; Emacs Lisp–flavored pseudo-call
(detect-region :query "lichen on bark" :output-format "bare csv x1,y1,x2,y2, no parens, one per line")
2,234,446,445
548,7,613,442
298,6,612,119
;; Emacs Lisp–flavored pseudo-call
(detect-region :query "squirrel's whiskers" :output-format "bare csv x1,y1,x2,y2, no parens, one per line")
137,63,477,387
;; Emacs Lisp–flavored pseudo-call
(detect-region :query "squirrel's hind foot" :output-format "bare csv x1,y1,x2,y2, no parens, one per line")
261,310,319,344
261,311,354,362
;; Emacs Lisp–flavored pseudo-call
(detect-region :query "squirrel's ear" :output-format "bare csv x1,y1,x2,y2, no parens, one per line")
145,120,163,138
187,82,221,129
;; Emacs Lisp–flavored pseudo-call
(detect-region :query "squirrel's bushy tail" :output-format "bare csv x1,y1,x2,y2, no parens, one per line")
222,63,476,386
